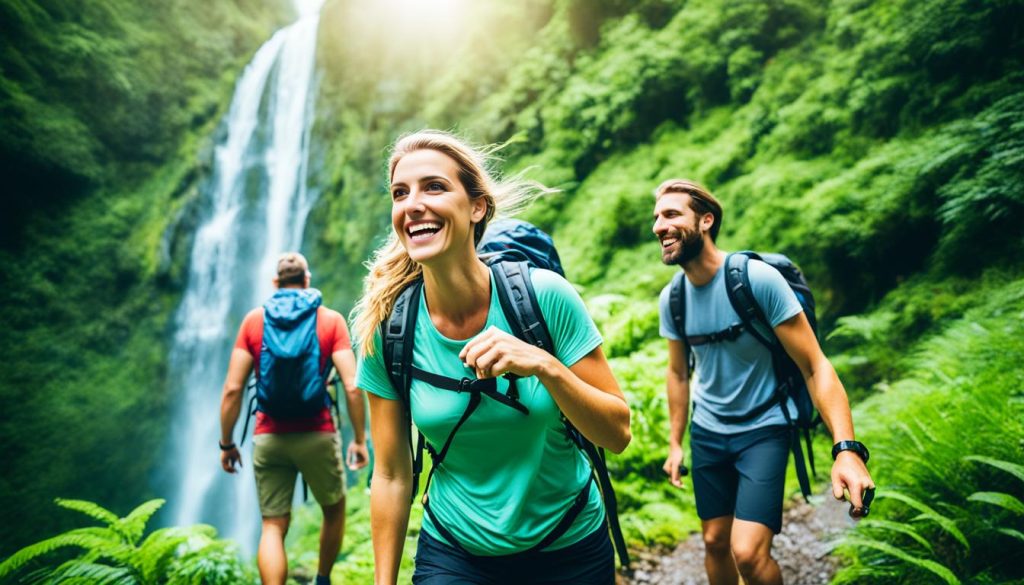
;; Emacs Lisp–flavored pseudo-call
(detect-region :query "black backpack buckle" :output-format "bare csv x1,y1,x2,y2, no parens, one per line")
457,378,473,393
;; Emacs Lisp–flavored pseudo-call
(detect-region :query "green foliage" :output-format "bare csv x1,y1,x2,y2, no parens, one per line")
0,498,254,585
832,278,1024,584
0,0,291,240
0,0,290,556
4,0,1024,579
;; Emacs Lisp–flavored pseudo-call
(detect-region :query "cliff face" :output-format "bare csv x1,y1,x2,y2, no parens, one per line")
0,0,291,554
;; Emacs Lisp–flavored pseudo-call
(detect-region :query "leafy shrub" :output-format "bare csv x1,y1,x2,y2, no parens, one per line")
832,278,1024,584
0,498,254,584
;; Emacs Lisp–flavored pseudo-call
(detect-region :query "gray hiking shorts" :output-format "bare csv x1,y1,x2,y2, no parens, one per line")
690,423,790,533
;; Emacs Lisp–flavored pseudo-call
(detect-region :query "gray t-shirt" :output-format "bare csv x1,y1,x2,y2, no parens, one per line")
658,259,803,434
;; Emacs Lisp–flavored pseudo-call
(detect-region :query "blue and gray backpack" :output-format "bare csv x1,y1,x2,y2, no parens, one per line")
382,218,630,568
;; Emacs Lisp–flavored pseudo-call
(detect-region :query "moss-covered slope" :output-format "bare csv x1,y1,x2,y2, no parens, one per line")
0,0,290,555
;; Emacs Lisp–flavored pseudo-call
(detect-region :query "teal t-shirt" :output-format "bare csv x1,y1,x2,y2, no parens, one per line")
357,268,606,556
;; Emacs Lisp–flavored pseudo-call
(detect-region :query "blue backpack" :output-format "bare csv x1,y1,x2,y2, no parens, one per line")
668,251,821,501
381,219,630,568
239,289,337,441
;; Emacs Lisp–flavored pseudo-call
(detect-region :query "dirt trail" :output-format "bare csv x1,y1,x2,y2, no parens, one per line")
621,495,852,585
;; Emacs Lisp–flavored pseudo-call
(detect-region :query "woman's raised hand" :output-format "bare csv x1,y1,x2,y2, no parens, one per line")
459,326,554,379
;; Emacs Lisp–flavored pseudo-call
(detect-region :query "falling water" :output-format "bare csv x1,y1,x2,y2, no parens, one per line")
164,0,324,553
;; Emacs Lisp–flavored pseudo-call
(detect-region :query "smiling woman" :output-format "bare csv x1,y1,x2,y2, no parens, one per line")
350,130,630,585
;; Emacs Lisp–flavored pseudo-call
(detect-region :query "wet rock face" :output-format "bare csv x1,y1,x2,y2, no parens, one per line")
622,494,851,585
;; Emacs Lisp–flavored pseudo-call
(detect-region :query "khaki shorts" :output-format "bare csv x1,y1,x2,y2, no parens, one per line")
253,432,346,517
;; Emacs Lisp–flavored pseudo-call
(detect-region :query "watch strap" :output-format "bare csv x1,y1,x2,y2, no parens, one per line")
832,440,869,463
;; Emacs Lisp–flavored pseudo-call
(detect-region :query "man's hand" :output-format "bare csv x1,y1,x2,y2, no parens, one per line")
221,446,243,474
663,444,687,489
832,450,875,517
347,440,369,470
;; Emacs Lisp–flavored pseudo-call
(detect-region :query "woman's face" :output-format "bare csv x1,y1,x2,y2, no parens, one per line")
390,149,487,266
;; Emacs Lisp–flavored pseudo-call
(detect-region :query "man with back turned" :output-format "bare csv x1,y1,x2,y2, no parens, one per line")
219,252,368,585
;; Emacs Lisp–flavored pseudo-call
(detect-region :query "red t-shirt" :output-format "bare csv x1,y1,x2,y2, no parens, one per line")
234,305,352,434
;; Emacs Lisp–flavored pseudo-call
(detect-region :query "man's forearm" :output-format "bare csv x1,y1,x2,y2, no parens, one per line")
220,386,243,444
807,358,855,442
666,370,690,447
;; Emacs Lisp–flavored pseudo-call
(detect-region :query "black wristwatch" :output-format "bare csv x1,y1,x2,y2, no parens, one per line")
832,440,869,463
218,441,237,451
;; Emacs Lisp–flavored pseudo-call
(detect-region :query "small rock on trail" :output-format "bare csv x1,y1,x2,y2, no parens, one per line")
621,495,852,585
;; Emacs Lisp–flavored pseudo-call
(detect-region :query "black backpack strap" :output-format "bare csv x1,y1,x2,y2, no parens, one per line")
329,373,343,431
411,367,530,415
724,252,775,348
239,378,257,446
668,271,695,373
381,280,424,503
491,261,631,568
724,252,813,501
491,261,554,351
576,433,630,567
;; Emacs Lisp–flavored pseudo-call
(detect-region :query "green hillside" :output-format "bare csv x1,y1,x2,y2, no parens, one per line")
0,0,292,555
1,0,1022,582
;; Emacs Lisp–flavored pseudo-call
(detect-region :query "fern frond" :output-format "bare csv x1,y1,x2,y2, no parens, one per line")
859,519,934,552
878,491,970,550
963,456,1024,484
0,528,121,580
996,528,1024,543
54,498,119,526
47,560,137,585
115,498,165,544
137,527,201,582
841,536,961,585
831,563,901,585
166,539,249,585
968,491,1024,515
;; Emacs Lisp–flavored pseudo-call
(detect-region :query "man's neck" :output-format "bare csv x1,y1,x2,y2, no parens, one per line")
681,245,726,287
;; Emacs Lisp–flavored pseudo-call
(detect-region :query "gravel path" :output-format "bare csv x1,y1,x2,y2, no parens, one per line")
620,494,852,585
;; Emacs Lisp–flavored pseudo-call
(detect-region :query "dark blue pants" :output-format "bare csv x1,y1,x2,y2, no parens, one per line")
412,526,615,585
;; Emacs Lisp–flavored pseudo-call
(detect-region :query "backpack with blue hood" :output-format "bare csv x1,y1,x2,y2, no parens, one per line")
255,287,334,419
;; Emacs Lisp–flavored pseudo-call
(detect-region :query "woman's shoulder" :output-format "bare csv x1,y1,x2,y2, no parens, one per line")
527,267,575,296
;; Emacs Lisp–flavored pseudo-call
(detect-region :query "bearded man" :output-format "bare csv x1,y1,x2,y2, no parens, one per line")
652,179,874,585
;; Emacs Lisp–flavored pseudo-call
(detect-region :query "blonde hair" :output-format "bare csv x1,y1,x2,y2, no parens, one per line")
352,130,553,356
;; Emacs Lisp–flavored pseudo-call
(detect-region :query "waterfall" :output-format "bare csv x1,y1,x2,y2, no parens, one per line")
164,0,324,553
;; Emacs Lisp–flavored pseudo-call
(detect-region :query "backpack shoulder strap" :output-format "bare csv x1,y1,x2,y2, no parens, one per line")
490,261,554,352
724,251,777,350
668,270,687,340
380,279,425,502
491,260,631,568
382,280,423,408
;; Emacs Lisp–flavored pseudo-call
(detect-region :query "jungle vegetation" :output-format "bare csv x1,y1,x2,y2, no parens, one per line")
1,0,1021,582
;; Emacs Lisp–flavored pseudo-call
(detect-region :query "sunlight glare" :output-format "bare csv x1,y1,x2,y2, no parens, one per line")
381,0,465,29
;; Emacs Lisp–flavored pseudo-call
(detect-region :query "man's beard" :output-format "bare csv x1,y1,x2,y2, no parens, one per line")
662,226,705,266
